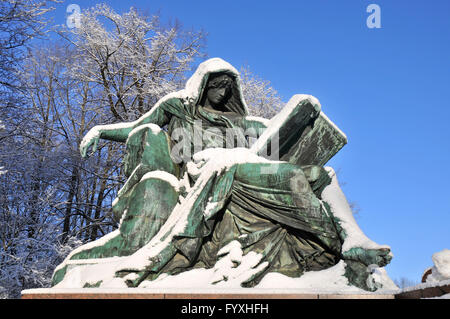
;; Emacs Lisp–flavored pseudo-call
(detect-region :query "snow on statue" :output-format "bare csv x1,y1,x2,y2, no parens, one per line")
51,58,396,292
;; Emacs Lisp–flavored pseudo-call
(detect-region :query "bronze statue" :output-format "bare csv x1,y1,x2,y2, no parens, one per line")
52,58,393,291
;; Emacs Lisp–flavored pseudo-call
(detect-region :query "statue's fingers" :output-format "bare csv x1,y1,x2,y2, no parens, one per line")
80,143,87,158
376,256,385,266
94,138,99,152
377,252,391,267
83,140,92,158
89,138,99,157
384,253,393,264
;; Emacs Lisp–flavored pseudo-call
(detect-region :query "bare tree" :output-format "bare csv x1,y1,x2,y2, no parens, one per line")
0,0,57,89
239,66,284,119
58,4,206,122
0,40,121,298
394,277,418,289
0,1,62,299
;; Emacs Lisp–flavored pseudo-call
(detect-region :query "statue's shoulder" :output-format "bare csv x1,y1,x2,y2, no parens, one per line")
160,95,185,107
155,92,196,119
155,93,189,111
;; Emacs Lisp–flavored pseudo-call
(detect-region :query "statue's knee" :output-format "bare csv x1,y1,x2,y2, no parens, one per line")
125,124,177,176
119,172,180,236
133,173,180,210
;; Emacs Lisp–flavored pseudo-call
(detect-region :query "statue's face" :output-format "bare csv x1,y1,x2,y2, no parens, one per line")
206,86,230,105
205,73,233,108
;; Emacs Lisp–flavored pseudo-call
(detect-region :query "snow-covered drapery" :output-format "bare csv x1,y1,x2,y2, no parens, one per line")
51,58,394,291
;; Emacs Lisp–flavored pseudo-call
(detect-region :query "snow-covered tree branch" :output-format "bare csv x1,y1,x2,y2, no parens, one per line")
59,4,206,121
239,66,284,119
0,0,58,89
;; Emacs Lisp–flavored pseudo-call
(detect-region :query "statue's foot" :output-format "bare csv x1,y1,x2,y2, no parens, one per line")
344,260,381,292
342,247,392,267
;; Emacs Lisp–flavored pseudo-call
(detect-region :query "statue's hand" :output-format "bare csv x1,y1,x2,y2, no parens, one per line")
80,127,102,158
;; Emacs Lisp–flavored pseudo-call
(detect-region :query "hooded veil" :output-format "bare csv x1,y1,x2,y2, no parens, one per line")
183,57,249,116
149,57,249,125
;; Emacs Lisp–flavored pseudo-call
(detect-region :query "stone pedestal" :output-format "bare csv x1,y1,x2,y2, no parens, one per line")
395,282,450,299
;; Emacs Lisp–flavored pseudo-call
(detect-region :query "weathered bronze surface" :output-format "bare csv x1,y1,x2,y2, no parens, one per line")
52,58,392,291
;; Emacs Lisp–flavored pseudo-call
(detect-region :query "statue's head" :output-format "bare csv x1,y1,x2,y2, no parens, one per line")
183,58,249,116
203,72,234,110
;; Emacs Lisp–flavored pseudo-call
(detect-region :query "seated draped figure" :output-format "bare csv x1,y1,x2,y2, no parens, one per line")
51,58,394,291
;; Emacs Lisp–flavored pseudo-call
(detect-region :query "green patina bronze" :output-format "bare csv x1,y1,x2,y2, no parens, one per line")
51,58,392,291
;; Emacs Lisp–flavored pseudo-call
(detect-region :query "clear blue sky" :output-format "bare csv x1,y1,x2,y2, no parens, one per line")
47,0,450,283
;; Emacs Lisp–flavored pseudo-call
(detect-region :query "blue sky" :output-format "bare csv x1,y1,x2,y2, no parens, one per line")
47,0,450,283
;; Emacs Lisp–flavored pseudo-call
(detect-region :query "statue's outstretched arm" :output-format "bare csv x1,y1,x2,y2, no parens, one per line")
80,100,171,158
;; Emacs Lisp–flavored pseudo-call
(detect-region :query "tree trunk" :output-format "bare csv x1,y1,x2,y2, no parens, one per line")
62,165,78,244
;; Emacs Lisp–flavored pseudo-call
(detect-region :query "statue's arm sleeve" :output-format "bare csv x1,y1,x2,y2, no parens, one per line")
132,98,173,128
98,98,175,143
